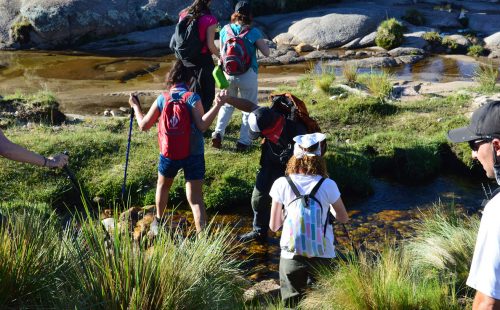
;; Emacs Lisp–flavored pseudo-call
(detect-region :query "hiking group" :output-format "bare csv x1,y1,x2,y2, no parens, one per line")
129,0,500,307
0,0,498,308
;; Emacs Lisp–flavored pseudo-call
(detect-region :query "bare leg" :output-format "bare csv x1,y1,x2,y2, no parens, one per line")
156,173,174,219
185,179,207,233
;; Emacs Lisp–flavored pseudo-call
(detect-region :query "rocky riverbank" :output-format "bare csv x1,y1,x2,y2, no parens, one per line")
2,1,500,68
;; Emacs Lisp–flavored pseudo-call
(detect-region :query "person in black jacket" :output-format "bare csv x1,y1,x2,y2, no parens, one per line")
216,91,307,242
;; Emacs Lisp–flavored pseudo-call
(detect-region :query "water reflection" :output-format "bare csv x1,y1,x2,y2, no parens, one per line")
0,50,497,115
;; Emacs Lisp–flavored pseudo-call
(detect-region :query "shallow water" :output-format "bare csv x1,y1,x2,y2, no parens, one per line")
0,51,495,115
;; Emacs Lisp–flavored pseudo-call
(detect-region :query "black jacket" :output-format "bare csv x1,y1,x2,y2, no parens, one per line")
260,119,307,168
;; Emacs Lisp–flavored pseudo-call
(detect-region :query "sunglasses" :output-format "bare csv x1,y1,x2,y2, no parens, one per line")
468,139,491,151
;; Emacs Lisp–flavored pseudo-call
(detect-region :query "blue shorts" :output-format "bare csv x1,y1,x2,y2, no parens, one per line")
158,154,205,180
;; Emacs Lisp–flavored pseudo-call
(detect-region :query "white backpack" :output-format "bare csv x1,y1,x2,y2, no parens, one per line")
282,176,329,257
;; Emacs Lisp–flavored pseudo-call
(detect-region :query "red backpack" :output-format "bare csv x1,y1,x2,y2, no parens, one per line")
221,25,251,75
158,92,192,160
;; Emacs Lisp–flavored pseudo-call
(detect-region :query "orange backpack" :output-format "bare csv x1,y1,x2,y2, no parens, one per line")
269,93,326,154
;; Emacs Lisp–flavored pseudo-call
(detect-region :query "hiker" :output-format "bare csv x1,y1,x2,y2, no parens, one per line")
211,1,270,151
447,101,500,310
128,60,227,233
173,0,219,112
269,132,349,307
216,91,310,242
0,128,68,168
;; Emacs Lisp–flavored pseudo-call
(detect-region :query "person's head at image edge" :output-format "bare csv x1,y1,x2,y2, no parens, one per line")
447,100,500,183
232,1,252,25
286,132,328,178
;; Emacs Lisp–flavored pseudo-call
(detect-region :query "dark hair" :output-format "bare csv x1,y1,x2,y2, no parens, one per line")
230,12,252,25
187,0,211,20
165,60,192,88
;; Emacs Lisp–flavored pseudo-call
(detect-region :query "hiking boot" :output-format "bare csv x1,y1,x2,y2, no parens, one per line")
238,230,266,243
212,133,222,149
235,142,250,152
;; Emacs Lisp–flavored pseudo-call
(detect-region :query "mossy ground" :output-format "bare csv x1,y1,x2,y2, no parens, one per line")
0,80,490,213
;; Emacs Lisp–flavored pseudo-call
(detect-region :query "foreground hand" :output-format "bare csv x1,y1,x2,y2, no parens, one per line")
128,93,140,107
215,90,229,106
47,153,69,168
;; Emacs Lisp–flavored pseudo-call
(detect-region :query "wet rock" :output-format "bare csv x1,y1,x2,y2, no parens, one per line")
243,279,280,302
395,55,425,65
358,31,377,47
388,47,425,57
303,50,338,61
294,43,314,53
445,34,471,49
403,31,430,49
472,94,500,109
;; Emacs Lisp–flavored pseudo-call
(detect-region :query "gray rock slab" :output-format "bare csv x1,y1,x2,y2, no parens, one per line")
79,26,175,55
485,32,500,50
421,10,462,28
388,47,425,57
358,31,377,47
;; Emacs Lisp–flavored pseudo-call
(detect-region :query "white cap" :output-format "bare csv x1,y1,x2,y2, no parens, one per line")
293,132,326,158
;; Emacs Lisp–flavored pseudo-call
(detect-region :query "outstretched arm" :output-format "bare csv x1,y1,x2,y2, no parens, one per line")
0,129,68,168
255,38,270,57
216,90,259,112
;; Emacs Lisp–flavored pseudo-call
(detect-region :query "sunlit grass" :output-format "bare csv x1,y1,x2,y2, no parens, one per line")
358,70,393,102
473,62,499,93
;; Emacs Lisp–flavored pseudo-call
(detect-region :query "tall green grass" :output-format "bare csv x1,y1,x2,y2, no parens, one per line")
0,206,246,309
342,62,359,87
302,247,460,310
358,71,393,102
405,203,479,296
474,62,499,93
0,209,71,308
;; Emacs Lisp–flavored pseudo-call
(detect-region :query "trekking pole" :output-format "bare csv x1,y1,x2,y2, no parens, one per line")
62,151,92,208
121,96,135,202
342,223,359,257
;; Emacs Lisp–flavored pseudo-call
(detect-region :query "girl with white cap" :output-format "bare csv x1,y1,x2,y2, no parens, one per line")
269,132,349,307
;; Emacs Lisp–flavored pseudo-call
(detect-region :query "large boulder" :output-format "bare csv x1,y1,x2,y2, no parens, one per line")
257,7,389,49
468,13,500,36
485,32,500,51
3,0,232,49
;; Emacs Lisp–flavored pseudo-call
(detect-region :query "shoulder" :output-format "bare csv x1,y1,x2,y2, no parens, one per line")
199,14,218,25
185,92,201,107
156,94,167,111
247,27,263,40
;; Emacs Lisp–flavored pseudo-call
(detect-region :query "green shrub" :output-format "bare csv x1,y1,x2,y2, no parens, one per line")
442,36,458,51
10,17,32,44
474,62,499,92
375,18,405,50
467,44,484,57
422,31,442,44
402,9,426,26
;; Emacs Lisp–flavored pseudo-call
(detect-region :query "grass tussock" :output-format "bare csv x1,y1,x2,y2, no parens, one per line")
473,62,499,93
302,203,475,310
342,62,359,87
358,71,393,102
0,206,245,309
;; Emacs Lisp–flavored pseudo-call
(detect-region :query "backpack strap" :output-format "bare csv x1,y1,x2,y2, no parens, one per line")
310,178,325,198
162,92,172,111
224,24,235,38
285,175,301,198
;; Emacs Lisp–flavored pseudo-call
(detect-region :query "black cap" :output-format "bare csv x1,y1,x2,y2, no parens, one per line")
447,101,500,143
248,107,282,140
235,1,251,16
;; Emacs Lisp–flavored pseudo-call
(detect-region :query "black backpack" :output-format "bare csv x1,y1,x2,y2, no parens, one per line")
171,14,202,67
